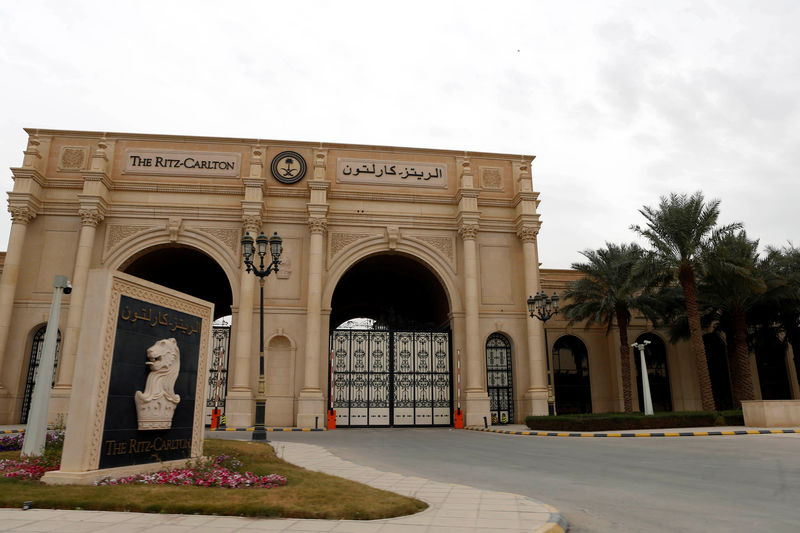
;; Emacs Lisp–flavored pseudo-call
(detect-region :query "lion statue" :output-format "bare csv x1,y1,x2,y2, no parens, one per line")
135,338,181,430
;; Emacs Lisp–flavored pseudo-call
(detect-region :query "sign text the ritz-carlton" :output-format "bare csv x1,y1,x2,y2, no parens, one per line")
124,149,241,177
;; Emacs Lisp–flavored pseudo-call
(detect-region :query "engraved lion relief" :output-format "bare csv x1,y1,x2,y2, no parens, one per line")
134,338,181,430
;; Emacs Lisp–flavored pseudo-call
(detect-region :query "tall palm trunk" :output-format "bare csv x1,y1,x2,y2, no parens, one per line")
616,308,633,412
678,265,716,411
729,306,755,405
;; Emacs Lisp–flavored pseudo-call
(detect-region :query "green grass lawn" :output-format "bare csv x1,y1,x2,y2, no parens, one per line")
0,439,427,520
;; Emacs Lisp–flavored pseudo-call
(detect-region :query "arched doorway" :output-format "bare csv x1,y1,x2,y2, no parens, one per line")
552,335,592,414
754,333,791,400
20,326,62,423
121,245,233,320
329,253,452,427
703,333,734,410
121,245,234,423
486,333,513,424
634,333,672,412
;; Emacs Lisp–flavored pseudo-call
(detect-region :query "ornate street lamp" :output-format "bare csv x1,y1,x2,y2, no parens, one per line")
241,230,283,441
527,290,560,416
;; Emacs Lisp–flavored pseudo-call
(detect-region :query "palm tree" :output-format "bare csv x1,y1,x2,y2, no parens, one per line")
561,243,653,412
631,192,741,411
698,230,765,405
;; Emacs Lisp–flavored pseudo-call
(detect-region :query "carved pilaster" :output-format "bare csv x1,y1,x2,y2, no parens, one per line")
516,226,538,243
79,208,105,227
308,218,328,235
457,223,479,241
9,206,35,225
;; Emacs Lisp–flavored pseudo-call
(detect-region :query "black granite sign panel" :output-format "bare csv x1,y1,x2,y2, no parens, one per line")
99,295,203,469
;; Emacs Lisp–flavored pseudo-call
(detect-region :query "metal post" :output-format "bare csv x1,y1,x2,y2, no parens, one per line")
544,327,556,416
253,277,267,441
22,275,70,456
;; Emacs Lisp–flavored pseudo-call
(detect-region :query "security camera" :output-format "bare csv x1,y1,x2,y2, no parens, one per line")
64,281,73,295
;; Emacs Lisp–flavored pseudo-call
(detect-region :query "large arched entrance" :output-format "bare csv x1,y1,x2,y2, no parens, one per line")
329,253,452,427
121,244,234,424
552,335,592,414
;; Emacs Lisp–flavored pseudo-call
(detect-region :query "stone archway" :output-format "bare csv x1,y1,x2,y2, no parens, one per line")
552,335,592,414
329,253,453,427
121,245,233,320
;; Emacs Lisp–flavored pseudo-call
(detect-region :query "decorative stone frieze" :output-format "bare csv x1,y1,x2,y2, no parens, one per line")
276,257,291,279
480,167,504,190
411,235,455,262
329,232,371,260
105,224,154,251
198,227,240,253
59,147,88,171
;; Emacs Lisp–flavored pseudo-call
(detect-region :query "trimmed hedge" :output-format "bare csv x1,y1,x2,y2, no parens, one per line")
524,410,744,431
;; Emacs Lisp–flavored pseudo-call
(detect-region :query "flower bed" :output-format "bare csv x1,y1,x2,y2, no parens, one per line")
95,454,286,488
0,431,64,452
0,456,60,480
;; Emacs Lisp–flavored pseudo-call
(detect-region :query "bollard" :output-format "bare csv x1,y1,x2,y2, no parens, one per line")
484,416,488,428
315,416,319,429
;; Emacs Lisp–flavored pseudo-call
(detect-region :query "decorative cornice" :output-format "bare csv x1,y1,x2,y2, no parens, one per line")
308,217,328,235
457,223,479,240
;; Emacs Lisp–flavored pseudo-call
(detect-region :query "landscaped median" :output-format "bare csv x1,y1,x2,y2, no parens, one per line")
0,438,426,519
524,410,745,432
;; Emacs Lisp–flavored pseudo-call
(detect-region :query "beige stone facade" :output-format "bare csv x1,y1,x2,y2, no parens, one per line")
0,129,796,427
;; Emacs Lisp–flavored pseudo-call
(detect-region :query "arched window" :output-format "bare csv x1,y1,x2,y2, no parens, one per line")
552,335,592,414
486,333,513,424
634,333,672,412
20,326,61,424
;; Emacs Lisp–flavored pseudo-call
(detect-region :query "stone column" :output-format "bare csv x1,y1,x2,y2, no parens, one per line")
296,217,327,428
54,209,104,391
0,207,36,393
459,222,491,426
225,216,259,428
518,227,548,415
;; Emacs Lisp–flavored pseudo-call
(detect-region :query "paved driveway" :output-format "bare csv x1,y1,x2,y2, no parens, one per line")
210,427,800,533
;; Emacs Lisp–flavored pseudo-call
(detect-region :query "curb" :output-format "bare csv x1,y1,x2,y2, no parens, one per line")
532,504,568,533
207,427,326,432
1,426,57,434
466,426,800,437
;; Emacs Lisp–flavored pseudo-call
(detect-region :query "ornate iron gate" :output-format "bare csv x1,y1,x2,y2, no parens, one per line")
206,324,231,424
486,333,514,424
331,329,452,427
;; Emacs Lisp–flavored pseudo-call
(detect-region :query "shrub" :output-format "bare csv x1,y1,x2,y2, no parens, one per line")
524,410,744,431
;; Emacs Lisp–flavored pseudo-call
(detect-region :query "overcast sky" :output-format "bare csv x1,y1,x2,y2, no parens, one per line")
1,1,797,269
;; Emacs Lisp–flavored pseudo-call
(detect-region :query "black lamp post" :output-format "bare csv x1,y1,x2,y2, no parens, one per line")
241,230,283,441
527,290,560,416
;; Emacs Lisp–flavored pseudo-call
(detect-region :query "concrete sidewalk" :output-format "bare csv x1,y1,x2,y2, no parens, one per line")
0,440,566,533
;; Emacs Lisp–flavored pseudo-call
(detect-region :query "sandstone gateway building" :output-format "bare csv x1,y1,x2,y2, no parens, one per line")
0,129,797,428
